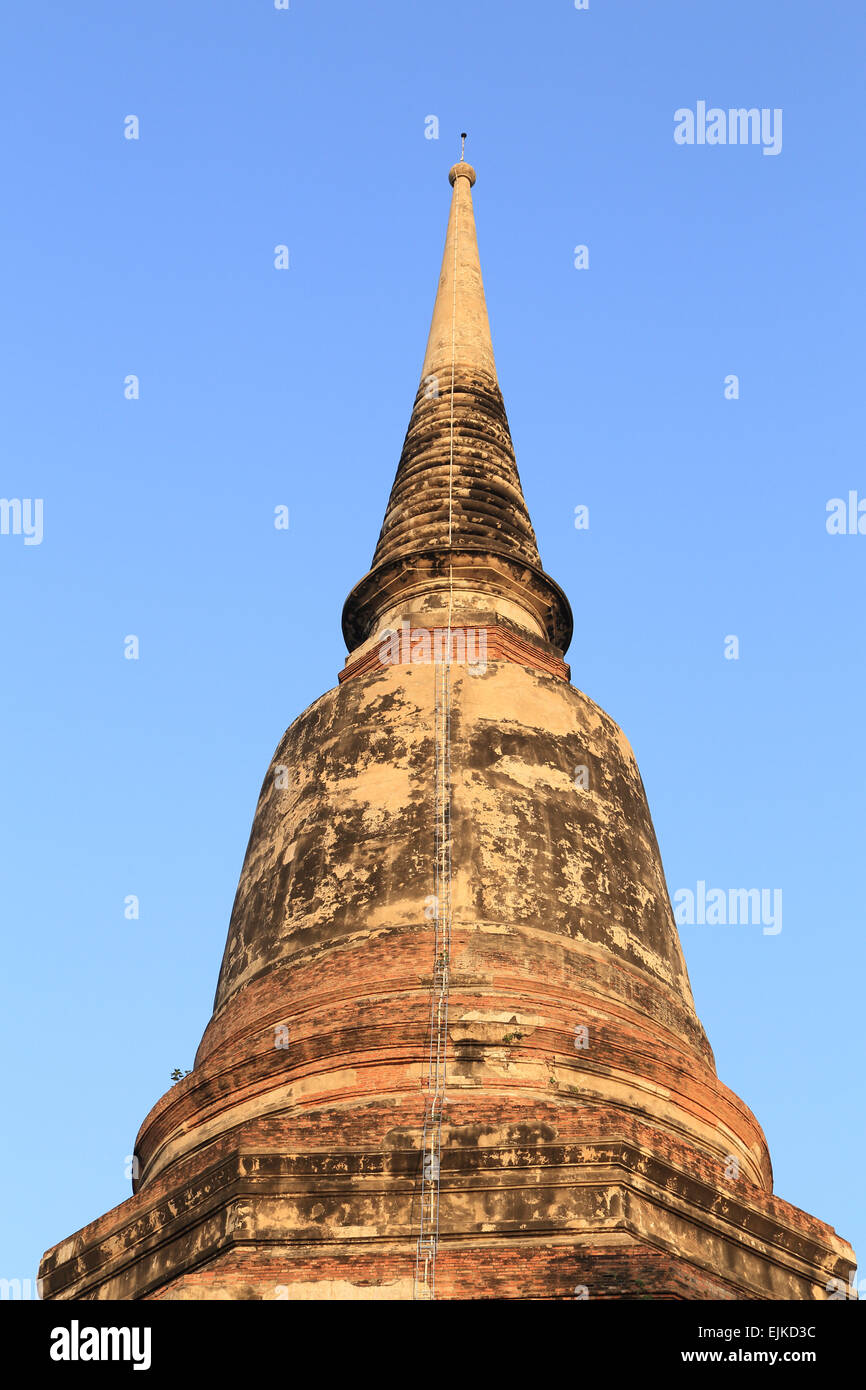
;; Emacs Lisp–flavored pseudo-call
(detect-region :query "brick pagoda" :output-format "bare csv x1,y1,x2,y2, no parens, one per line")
40,157,855,1300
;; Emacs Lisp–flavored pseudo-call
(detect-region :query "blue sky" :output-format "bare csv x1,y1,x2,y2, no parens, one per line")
1,0,863,1291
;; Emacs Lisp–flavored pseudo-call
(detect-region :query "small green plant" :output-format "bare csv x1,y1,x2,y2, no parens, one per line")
170,1068,192,1082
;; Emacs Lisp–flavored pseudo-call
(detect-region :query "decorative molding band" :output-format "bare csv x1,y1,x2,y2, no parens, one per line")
339,625,570,684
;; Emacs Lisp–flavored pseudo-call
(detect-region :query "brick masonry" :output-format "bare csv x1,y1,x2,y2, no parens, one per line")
38,160,856,1300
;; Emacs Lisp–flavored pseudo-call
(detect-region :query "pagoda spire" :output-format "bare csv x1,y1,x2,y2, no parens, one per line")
342,155,572,654
418,153,497,398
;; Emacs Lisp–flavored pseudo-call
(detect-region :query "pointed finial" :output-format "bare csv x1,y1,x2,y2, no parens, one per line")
449,133,476,187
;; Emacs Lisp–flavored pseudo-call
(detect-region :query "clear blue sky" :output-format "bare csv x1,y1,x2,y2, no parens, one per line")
2,0,863,1292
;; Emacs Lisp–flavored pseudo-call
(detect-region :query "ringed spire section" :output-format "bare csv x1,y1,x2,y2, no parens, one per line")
342,158,572,655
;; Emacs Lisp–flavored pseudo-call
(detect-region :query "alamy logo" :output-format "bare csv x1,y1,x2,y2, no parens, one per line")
826,492,866,535
50,1320,152,1371
0,497,43,545
674,103,782,156
0,1277,42,1299
378,622,487,674
826,1272,865,1300
672,881,782,936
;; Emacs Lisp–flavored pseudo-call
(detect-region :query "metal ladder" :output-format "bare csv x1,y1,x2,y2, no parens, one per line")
414,647,453,1300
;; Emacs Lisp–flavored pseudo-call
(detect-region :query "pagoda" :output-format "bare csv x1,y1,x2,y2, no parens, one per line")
39,155,855,1300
